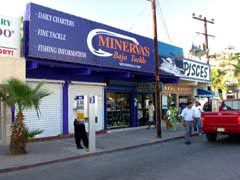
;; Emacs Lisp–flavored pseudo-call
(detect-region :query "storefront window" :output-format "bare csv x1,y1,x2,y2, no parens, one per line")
106,92,131,129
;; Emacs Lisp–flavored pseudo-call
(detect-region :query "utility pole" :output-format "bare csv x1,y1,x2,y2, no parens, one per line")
148,0,161,138
192,13,215,64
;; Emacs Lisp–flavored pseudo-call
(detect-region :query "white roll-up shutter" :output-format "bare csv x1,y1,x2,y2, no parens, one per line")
68,83,105,133
23,81,63,138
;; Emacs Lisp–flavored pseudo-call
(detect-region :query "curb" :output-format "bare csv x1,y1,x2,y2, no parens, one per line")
0,135,184,174
28,130,107,143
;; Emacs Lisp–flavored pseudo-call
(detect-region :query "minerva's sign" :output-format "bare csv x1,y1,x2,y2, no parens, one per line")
0,15,20,57
25,3,154,73
87,29,151,70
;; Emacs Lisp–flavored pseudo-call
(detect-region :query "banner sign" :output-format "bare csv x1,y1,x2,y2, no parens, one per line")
159,56,184,77
158,55,210,82
158,42,184,77
0,14,20,57
182,58,210,82
25,3,154,73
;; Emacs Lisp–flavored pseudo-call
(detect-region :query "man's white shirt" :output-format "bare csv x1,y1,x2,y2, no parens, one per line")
193,106,203,118
181,107,194,121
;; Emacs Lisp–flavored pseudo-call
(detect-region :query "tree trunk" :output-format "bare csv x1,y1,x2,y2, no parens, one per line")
9,112,26,155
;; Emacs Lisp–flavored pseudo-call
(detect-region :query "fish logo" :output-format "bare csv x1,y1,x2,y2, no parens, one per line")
87,29,139,57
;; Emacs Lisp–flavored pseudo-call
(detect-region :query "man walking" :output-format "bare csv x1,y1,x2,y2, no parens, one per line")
146,100,155,129
193,100,204,135
181,101,194,145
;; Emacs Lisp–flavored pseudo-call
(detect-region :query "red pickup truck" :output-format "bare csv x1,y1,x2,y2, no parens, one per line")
202,99,240,142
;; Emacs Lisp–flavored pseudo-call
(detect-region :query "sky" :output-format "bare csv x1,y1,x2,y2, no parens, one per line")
1,0,240,57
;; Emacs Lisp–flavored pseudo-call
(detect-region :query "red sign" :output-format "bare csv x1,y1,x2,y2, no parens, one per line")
0,47,14,56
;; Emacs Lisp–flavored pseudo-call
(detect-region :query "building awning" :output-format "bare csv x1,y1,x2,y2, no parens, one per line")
197,88,215,98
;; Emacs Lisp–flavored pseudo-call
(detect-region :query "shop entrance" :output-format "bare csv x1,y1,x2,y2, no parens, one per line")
162,94,177,117
106,92,131,129
137,94,154,126
179,96,191,111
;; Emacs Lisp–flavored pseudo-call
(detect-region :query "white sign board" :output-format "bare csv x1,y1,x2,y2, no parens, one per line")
0,15,20,57
182,58,211,83
162,95,168,109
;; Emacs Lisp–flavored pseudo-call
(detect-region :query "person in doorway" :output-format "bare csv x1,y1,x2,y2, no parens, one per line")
146,100,155,129
167,103,178,131
193,100,204,135
181,101,194,145
73,97,89,150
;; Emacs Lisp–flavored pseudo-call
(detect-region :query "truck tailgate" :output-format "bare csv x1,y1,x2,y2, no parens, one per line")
202,111,240,127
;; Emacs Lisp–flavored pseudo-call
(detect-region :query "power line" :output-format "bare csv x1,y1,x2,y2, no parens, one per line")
156,0,172,43
128,4,148,31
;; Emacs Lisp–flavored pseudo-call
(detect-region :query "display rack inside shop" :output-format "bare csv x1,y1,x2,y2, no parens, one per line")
107,109,130,129
106,93,131,129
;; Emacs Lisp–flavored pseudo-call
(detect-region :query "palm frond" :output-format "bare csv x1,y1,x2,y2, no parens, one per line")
1,78,51,117
32,81,45,94
3,78,33,111
0,88,5,99
23,127,44,141
31,88,52,117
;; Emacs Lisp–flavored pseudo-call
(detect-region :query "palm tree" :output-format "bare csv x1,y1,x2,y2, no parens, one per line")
211,68,227,98
0,78,50,155
228,54,240,87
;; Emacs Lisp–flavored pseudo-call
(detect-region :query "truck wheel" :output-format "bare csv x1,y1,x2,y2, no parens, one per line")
206,133,217,142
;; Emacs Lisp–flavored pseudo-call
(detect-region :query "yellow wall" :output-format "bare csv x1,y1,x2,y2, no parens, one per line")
0,56,26,84
0,56,25,145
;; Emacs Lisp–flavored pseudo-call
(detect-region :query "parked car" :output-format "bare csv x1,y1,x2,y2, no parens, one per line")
202,99,240,142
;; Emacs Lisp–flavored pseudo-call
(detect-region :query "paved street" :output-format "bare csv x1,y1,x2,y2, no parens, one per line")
1,135,240,180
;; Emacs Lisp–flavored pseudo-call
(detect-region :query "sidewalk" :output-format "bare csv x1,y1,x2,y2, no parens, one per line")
0,122,185,173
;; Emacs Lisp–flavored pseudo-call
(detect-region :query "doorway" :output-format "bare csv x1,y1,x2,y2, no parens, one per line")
179,96,191,111
137,94,154,126
162,94,177,117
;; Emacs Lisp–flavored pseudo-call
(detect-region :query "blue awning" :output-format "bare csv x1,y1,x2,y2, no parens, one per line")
197,88,215,98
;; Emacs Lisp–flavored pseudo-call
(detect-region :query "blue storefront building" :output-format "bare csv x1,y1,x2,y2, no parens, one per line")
23,3,184,138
